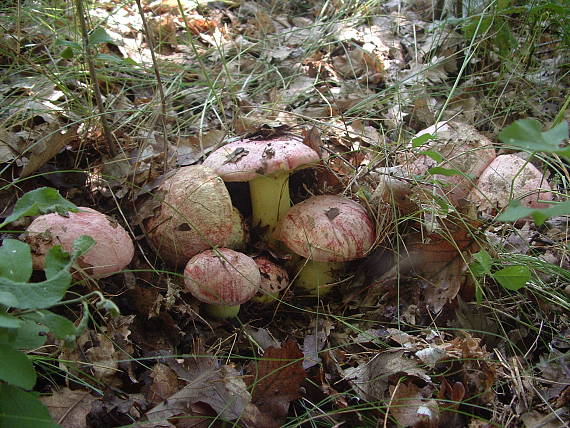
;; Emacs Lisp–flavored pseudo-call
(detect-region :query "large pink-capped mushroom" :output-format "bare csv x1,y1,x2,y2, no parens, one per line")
202,135,320,239
24,207,134,278
468,154,553,215
184,248,261,318
274,195,376,294
145,165,234,267
375,122,496,210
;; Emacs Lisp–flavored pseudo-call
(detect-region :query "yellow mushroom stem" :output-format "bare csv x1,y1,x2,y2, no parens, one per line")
249,170,291,239
294,260,344,296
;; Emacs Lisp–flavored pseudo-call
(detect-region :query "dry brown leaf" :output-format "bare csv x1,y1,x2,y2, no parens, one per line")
388,381,439,428
146,363,182,407
246,341,306,425
40,388,97,428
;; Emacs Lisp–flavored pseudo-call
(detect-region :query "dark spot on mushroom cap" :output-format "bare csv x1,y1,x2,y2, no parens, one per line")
177,223,192,231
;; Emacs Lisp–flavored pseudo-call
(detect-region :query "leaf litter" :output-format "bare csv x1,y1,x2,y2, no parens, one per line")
1,0,569,427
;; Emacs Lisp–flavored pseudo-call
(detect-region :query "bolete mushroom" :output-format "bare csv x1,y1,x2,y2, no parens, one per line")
202,135,320,239
252,256,289,304
468,154,553,215
183,248,261,318
24,207,134,278
375,122,496,210
274,195,376,294
144,165,234,267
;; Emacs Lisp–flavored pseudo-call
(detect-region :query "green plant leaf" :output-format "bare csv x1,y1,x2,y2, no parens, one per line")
498,119,570,157
43,245,71,280
96,299,120,318
22,311,78,344
422,150,443,163
60,46,75,59
0,290,18,307
0,320,47,349
493,265,530,291
427,166,463,176
471,250,493,276
0,312,22,329
71,235,96,259
0,344,36,389
0,269,72,310
0,187,78,229
0,239,33,282
497,200,570,225
412,133,435,148
89,27,114,45
0,383,60,428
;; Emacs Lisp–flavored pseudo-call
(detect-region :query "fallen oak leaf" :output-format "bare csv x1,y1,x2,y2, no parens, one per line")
245,341,306,426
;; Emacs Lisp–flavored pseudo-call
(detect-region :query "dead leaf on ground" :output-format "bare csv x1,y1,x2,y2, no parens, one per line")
388,381,439,428
40,388,97,428
245,341,306,426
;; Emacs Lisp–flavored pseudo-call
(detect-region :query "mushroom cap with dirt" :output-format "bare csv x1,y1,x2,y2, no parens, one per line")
375,122,496,210
144,165,234,267
274,195,376,293
202,135,320,239
25,207,134,278
183,248,261,318
468,153,553,215
252,256,289,303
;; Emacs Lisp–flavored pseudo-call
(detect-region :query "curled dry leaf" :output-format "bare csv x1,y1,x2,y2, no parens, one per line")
388,381,439,428
40,388,97,428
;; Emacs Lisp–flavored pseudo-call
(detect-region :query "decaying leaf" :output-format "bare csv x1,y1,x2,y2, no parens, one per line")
388,381,439,428
40,388,97,428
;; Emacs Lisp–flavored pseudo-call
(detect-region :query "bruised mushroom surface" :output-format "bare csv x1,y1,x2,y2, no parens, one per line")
25,207,134,278
252,256,289,303
184,248,261,318
275,195,376,294
144,165,234,267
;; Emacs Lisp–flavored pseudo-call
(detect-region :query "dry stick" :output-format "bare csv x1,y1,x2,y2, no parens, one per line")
134,0,169,171
74,0,117,157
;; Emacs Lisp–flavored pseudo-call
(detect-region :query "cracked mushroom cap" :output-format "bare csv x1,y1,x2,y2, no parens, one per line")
254,256,289,297
468,154,553,214
202,135,320,181
25,207,134,278
184,248,261,306
274,195,376,262
145,165,234,267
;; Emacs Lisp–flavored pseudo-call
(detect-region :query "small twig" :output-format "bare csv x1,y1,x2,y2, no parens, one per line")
74,0,118,156
134,0,169,171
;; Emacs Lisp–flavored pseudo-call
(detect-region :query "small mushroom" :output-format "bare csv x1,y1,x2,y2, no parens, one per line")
203,135,320,239
468,154,553,215
25,207,134,278
145,165,234,267
274,195,376,294
183,248,261,318
252,256,289,303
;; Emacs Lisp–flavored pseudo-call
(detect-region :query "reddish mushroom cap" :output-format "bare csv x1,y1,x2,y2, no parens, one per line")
468,154,553,214
254,256,289,295
145,165,234,266
274,195,376,262
25,207,134,278
184,248,261,306
202,136,320,181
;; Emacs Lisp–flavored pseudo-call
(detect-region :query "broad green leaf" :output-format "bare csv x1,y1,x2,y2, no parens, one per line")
493,265,530,291
89,27,114,45
0,320,47,349
0,312,22,329
60,46,75,59
43,245,71,280
22,311,78,344
0,344,36,389
427,166,463,177
422,150,443,163
0,239,33,282
471,250,493,276
412,133,435,148
0,269,72,309
499,119,570,157
0,384,60,428
497,200,570,225
0,187,77,229
0,290,18,307
71,235,96,259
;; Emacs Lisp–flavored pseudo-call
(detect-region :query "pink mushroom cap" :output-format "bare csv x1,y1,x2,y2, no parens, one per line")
202,136,320,181
274,195,376,262
25,207,134,278
184,248,261,306
254,256,289,297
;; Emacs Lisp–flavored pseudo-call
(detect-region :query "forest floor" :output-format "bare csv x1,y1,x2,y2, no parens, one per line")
0,0,569,427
